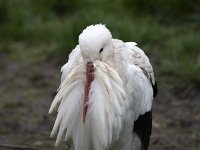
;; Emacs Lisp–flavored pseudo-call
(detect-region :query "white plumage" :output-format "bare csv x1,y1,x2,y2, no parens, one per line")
49,24,156,150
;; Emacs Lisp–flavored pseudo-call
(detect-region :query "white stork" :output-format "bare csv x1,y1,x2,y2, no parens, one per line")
49,24,157,150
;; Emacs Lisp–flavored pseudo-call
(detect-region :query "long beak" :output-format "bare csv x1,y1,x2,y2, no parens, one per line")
83,62,94,123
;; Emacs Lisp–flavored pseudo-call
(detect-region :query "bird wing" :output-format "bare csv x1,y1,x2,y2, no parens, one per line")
60,45,82,83
125,62,153,150
126,42,157,97
125,42,157,150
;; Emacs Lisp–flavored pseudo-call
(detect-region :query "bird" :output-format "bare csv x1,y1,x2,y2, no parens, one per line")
49,24,157,150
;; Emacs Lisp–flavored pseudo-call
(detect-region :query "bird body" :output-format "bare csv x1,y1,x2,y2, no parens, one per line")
49,24,157,150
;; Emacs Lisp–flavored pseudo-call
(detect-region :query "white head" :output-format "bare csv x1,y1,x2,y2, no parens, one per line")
79,24,113,62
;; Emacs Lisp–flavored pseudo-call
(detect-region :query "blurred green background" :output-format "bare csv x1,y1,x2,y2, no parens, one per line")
0,0,199,150
1,0,200,83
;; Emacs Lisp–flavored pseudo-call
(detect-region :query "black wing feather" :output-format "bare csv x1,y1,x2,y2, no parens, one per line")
153,81,157,97
133,111,152,150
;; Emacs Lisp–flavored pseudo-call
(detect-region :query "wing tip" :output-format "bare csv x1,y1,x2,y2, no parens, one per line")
134,111,152,150
153,81,158,97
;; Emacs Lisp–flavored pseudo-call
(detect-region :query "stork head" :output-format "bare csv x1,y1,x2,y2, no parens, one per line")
78,24,113,123
79,24,113,62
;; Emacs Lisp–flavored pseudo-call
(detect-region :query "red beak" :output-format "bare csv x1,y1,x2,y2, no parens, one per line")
83,62,94,123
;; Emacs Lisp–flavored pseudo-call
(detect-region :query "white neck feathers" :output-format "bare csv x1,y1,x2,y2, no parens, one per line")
49,61,126,150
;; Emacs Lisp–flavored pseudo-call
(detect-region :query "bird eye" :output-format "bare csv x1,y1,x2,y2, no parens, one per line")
99,48,103,53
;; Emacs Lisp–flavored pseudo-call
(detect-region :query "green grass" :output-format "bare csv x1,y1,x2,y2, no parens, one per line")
0,0,200,88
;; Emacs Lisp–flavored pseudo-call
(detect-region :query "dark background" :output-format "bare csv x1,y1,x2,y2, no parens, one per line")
0,0,199,149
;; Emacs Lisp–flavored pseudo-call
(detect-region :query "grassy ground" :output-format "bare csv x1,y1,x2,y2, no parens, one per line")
0,0,199,149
